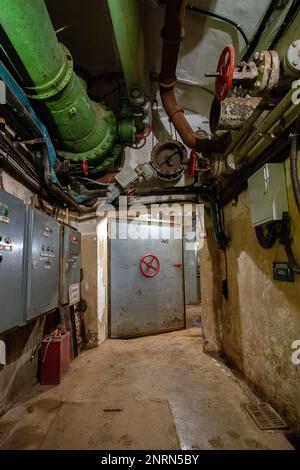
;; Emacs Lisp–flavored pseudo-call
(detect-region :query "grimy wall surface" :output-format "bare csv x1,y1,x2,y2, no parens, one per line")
201,169,300,432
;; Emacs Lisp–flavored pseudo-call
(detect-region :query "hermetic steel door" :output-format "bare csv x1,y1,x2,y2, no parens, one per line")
109,220,185,338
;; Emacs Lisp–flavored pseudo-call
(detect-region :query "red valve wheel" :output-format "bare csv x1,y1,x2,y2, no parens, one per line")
215,45,235,101
82,160,89,176
140,253,160,278
188,149,197,177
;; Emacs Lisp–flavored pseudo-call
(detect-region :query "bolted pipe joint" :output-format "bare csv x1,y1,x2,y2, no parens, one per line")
0,0,118,167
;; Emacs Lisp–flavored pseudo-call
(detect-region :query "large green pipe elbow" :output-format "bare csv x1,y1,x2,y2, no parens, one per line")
0,0,117,166
107,0,147,106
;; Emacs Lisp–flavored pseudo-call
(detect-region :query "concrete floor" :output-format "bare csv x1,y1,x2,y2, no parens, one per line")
0,307,293,450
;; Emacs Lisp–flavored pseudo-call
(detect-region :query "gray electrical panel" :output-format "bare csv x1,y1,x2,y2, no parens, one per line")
26,207,60,320
0,190,27,333
60,224,81,306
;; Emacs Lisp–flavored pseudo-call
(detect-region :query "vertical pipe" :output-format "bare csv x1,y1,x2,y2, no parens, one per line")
107,0,147,106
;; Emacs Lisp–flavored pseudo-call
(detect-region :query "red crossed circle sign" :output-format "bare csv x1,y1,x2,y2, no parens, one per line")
215,45,235,101
140,253,160,278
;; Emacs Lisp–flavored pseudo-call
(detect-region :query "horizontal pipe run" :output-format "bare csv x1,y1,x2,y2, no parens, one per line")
133,186,229,249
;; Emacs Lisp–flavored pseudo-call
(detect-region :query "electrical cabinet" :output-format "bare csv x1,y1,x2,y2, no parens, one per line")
0,190,27,333
248,163,289,227
26,208,60,320
60,224,81,306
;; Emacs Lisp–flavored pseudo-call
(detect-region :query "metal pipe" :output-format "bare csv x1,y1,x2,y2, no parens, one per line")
0,0,117,164
290,117,300,215
159,0,226,155
107,0,147,106
0,60,57,182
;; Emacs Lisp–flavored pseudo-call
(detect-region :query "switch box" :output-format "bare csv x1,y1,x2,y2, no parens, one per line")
60,224,81,306
247,163,289,227
26,208,60,320
0,190,27,333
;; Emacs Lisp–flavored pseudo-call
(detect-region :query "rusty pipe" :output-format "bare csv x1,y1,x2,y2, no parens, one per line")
159,0,227,155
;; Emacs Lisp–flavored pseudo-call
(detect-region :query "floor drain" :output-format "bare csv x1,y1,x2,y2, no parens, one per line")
0,421,16,439
243,402,287,430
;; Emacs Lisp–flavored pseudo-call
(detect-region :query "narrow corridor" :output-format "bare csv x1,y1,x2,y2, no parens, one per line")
0,308,293,450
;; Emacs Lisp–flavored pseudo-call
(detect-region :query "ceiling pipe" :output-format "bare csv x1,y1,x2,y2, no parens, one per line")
0,0,117,167
290,117,300,215
159,0,227,156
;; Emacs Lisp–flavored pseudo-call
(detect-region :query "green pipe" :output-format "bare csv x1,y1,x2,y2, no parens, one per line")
0,0,117,163
107,0,146,106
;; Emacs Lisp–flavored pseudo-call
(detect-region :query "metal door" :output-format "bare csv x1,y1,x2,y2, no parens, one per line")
109,220,185,338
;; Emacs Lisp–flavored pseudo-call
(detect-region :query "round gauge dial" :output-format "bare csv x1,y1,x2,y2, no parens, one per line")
150,140,187,180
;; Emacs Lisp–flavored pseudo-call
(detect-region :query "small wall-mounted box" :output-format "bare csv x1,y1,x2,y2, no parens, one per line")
247,163,289,227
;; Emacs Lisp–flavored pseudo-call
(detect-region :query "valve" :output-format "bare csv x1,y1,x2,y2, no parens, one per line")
82,160,89,176
140,253,160,278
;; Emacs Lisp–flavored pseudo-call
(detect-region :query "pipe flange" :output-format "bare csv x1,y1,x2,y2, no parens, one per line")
284,40,300,78
25,44,73,100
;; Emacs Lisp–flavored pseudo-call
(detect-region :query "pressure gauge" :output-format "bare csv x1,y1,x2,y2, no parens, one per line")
150,140,187,180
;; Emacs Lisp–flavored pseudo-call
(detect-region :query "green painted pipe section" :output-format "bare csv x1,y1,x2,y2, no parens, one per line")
0,0,117,162
107,0,146,106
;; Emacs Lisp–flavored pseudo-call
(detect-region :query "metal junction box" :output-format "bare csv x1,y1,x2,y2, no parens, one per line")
26,208,60,320
248,163,289,227
0,190,27,333
60,224,81,306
